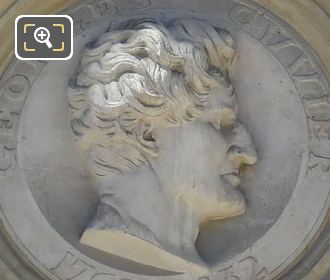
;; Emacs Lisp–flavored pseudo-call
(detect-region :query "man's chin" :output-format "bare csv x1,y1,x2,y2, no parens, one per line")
200,191,246,224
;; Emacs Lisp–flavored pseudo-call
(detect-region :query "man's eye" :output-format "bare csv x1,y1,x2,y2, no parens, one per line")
227,145,243,155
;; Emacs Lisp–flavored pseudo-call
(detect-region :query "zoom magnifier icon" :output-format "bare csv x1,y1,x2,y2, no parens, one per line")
34,27,53,49
16,15,73,60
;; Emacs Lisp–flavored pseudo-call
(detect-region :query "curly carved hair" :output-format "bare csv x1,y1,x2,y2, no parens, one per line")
68,19,236,177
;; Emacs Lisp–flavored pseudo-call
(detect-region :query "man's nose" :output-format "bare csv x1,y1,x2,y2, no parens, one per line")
226,122,258,167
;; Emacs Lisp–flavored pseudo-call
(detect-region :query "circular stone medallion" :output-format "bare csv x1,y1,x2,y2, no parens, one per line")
0,0,329,279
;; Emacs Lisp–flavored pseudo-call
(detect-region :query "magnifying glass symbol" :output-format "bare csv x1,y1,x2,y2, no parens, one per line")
34,27,53,49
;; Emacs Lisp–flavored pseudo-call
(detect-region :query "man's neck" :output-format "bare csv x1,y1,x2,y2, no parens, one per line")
94,166,206,268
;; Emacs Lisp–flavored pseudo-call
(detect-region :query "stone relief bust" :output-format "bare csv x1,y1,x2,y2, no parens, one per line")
67,19,257,273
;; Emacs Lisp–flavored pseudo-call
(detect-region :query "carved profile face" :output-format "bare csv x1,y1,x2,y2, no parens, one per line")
68,19,257,226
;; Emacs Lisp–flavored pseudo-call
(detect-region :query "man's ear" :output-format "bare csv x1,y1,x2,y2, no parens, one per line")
135,121,159,157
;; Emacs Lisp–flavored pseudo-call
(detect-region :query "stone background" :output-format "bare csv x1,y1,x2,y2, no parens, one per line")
0,0,329,279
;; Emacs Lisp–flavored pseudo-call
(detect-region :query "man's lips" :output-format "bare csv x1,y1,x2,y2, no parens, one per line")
220,171,241,187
